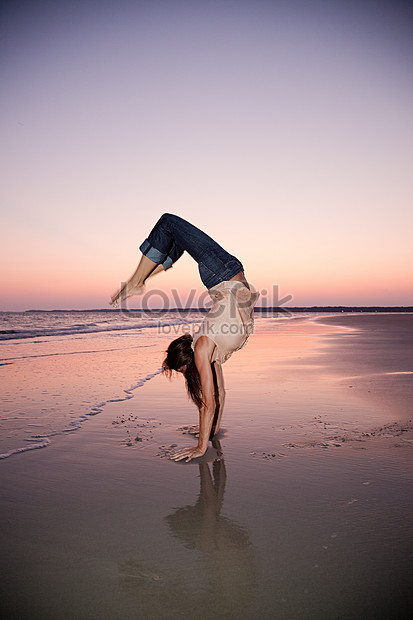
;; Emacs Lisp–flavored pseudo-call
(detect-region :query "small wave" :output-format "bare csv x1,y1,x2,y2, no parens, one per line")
0,318,202,341
0,438,50,460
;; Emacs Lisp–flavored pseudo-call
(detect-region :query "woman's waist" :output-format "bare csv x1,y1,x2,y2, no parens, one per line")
196,317,252,339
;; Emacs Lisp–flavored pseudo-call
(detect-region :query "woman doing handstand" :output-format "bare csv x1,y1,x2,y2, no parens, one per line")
111,214,259,462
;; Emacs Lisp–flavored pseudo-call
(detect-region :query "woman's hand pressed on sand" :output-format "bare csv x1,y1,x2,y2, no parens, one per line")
170,446,206,463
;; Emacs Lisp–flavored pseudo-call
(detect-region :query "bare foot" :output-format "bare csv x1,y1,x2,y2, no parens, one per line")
110,282,146,307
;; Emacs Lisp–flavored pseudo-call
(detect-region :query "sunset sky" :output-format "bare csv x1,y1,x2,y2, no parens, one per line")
1,0,412,310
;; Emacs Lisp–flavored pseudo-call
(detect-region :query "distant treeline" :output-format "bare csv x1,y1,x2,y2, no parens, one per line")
256,306,413,313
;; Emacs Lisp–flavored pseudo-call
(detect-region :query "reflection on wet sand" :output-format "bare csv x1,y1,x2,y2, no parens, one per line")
165,440,258,616
119,441,257,619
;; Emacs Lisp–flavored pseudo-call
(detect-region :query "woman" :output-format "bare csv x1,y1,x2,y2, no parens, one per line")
111,214,259,462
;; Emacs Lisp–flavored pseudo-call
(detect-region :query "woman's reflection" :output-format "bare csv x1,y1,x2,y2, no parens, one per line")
165,440,257,615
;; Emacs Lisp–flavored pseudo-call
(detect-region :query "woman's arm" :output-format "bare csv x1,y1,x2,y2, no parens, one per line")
171,337,216,462
210,362,225,438
183,363,225,439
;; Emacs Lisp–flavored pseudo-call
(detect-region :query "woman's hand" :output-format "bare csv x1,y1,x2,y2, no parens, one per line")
170,445,206,463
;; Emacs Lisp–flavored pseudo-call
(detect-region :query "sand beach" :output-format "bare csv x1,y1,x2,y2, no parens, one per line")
1,313,412,619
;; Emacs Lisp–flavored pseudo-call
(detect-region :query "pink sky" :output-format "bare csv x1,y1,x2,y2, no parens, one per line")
1,0,412,310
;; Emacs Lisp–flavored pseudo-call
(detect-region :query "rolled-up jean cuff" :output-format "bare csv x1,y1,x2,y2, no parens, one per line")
139,239,166,264
225,262,244,281
162,256,174,270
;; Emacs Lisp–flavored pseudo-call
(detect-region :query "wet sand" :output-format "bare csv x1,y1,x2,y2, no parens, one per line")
1,314,412,619
313,313,413,421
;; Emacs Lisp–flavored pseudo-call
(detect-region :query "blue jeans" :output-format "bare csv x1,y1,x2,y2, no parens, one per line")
139,213,244,289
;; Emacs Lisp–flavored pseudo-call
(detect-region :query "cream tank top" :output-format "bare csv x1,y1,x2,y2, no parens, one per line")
191,281,260,364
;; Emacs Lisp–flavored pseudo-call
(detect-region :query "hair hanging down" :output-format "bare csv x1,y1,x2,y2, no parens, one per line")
162,334,204,409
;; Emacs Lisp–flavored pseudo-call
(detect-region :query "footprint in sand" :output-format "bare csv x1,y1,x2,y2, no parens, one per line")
156,444,178,458
178,425,199,436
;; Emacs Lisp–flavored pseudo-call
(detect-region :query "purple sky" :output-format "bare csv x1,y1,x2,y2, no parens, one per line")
1,0,412,310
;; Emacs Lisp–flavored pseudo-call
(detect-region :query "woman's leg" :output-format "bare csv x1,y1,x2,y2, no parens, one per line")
140,213,244,289
111,213,245,305
111,215,183,306
110,255,161,306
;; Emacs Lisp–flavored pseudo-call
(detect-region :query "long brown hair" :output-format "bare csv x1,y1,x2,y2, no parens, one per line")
162,334,204,409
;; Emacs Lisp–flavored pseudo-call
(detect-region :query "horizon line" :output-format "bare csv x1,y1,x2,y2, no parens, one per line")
3,305,413,314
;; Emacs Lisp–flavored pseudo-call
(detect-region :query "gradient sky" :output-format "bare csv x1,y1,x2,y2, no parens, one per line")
1,0,412,310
